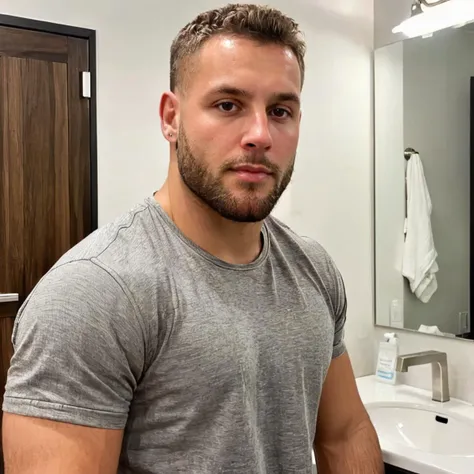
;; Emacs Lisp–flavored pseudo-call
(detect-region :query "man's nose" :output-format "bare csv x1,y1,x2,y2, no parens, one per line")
241,112,273,152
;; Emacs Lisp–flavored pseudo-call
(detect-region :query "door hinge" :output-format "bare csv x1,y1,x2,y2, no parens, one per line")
81,71,91,99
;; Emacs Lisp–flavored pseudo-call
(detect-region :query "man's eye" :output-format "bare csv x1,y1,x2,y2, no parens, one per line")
217,102,238,112
271,108,291,119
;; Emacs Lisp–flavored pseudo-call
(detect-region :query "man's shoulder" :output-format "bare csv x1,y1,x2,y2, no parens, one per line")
56,199,155,265
265,215,347,320
36,197,170,299
265,214,335,268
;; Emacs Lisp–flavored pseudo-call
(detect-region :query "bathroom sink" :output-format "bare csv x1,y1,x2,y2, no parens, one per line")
366,402,474,456
357,377,474,473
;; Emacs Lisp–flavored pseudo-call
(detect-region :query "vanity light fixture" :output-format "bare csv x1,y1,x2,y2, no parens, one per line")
393,0,474,38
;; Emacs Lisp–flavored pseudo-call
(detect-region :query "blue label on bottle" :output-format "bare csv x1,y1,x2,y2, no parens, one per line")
376,370,394,380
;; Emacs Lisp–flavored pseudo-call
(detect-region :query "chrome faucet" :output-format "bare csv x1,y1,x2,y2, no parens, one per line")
396,350,450,403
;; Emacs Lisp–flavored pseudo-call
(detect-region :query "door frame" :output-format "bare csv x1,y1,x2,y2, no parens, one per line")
0,14,98,231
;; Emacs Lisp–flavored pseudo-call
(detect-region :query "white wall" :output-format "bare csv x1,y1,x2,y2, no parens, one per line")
375,0,474,404
375,0,412,48
0,0,376,376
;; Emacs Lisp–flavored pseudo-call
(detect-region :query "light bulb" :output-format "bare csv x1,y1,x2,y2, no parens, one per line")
393,0,474,38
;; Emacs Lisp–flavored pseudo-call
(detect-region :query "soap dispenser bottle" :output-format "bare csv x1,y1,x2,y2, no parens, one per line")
375,332,399,385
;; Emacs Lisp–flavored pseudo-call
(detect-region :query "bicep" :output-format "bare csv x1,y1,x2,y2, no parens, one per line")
2,413,123,474
315,352,368,443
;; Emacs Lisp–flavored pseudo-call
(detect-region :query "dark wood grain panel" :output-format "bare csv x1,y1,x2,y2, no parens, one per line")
0,317,15,456
0,314,15,385
0,57,25,298
0,302,19,319
53,61,71,259
68,37,92,242
0,25,68,62
21,58,69,296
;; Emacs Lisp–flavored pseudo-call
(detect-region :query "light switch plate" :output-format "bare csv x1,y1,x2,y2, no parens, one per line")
459,311,469,334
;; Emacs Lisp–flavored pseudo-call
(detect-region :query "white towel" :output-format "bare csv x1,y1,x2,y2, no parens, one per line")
401,153,438,303
418,324,444,336
418,324,456,338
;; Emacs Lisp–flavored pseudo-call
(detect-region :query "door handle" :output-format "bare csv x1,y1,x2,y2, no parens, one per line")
0,293,19,303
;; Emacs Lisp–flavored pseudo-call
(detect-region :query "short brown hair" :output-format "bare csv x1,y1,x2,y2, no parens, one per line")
170,3,306,92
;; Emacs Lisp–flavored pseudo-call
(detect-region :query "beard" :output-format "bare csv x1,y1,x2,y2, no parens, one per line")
176,127,295,223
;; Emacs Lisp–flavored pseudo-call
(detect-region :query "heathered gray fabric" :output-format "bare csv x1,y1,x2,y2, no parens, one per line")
3,196,347,474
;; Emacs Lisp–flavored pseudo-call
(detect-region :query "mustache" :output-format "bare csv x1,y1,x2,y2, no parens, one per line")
221,155,280,175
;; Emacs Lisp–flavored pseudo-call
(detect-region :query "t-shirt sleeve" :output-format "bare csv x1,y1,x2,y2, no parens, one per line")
331,264,347,359
301,235,348,359
3,259,146,430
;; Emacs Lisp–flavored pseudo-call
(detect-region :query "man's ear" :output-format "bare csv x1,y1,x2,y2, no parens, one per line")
160,91,179,143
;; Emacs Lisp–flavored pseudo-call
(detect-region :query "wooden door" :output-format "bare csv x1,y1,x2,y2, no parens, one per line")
0,24,94,458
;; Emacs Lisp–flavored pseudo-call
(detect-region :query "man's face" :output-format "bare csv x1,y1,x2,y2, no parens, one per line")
176,35,301,222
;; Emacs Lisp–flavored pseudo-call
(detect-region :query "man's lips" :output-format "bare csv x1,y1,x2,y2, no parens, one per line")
231,165,272,174
230,165,273,183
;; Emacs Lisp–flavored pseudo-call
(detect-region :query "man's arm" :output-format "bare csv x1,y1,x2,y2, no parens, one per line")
2,414,123,474
2,261,145,473
314,352,384,473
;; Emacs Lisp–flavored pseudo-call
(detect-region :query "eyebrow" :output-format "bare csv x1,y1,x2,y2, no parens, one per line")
210,86,301,107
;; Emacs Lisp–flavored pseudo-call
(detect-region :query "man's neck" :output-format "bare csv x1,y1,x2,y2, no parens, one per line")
154,177,264,266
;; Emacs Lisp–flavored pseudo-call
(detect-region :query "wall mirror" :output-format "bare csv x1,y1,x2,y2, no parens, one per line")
374,24,473,341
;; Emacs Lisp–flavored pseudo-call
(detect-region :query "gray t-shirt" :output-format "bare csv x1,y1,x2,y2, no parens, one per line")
3,197,347,474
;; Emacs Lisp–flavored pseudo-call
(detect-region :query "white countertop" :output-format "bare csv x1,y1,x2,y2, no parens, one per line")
357,375,474,474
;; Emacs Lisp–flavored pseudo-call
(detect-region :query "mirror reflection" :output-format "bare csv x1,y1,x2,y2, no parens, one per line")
374,25,472,340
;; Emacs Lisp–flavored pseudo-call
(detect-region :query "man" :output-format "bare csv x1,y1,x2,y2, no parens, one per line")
2,4,383,473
